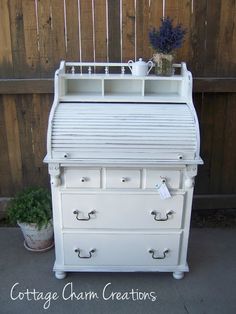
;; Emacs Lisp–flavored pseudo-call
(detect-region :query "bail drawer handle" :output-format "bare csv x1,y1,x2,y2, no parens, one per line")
74,248,96,259
151,210,173,221
149,249,169,259
73,210,96,221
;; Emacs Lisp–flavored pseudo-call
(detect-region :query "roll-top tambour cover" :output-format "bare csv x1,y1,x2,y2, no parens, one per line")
48,102,200,164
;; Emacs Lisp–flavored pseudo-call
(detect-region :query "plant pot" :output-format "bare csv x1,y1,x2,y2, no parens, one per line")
153,53,174,76
17,220,54,252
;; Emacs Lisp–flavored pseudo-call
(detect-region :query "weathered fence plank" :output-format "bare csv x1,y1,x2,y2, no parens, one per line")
0,97,13,195
122,0,135,62
8,0,27,78
22,0,41,76
65,0,81,61
94,0,107,63
80,0,94,62
108,0,121,63
0,0,13,77
3,96,23,190
37,0,55,76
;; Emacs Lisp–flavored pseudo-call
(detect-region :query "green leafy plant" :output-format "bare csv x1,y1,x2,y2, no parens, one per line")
7,187,52,230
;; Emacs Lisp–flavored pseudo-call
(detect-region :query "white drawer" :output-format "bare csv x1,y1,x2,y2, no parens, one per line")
63,232,181,266
146,169,181,189
61,193,184,229
106,169,141,188
64,168,101,188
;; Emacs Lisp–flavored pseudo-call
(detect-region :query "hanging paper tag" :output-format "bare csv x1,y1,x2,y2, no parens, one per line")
156,182,171,199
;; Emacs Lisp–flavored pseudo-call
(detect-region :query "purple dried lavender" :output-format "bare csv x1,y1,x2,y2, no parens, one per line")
149,17,186,54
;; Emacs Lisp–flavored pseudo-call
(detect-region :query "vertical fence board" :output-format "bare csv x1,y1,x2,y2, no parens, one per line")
0,0,13,77
136,0,150,60
197,93,214,194
166,0,192,63
221,93,236,193
216,0,236,76
16,94,37,187
50,0,66,68
94,0,107,63
8,0,27,78
0,97,13,195
208,94,227,194
164,0,179,18
37,0,54,76
22,0,41,76
190,0,207,75
80,0,94,62
31,94,51,187
3,95,23,190
149,0,163,28
65,0,80,61
204,0,221,76
148,0,163,60
108,0,121,63
121,0,135,62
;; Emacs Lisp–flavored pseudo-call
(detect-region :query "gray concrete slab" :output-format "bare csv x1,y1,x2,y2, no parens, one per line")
0,228,236,314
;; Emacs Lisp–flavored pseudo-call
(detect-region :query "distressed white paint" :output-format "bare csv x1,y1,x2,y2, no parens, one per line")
44,61,202,279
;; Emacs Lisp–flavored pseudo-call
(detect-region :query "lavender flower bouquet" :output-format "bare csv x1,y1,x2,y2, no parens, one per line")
149,17,186,75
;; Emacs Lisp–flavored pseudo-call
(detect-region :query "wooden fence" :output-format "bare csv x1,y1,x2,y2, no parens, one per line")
0,0,236,209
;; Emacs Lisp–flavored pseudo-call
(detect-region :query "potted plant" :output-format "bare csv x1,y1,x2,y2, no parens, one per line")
149,17,186,76
7,187,54,252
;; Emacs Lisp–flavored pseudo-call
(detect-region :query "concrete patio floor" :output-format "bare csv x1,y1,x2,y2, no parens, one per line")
0,227,236,314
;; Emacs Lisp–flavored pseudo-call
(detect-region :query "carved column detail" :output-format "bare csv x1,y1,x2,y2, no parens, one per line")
48,164,61,187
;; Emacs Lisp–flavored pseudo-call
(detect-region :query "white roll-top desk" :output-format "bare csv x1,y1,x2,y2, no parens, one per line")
44,61,203,279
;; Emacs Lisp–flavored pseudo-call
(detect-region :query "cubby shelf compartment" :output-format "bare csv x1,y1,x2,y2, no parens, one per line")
64,78,103,97
104,79,143,97
144,79,182,98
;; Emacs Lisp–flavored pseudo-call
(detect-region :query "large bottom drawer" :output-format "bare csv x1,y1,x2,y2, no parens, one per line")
63,232,181,266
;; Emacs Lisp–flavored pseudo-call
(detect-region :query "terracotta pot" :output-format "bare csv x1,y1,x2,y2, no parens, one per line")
153,53,174,76
17,220,54,252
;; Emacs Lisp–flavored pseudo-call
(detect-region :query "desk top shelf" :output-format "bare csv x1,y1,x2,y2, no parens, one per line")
55,61,192,103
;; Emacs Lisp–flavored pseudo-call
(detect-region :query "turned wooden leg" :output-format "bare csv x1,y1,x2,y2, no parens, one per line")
55,271,66,279
173,271,184,280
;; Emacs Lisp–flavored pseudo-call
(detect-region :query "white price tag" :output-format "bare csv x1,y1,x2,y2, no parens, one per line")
156,182,171,199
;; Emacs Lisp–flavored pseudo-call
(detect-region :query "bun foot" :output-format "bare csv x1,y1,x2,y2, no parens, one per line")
55,271,66,279
173,271,184,280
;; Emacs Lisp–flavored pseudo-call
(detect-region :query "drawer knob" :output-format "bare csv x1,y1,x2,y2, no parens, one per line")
73,210,96,221
160,176,166,183
121,177,128,183
151,210,173,221
80,177,87,183
149,248,169,259
74,248,96,259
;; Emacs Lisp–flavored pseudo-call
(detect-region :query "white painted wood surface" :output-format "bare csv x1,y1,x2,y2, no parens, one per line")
45,62,202,279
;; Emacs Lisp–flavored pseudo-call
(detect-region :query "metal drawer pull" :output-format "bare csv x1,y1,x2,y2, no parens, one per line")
151,210,173,221
74,248,96,259
73,210,96,221
121,177,128,182
149,249,169,259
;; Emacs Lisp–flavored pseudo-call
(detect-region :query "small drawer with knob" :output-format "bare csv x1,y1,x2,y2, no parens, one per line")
63,168,101,188
105,169,141,189
145,169,182,190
